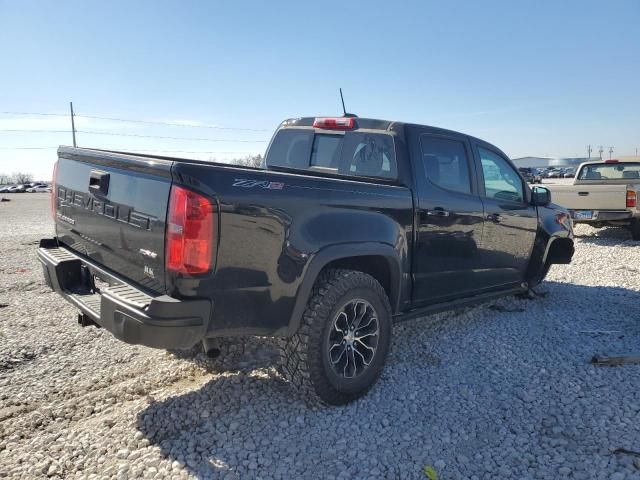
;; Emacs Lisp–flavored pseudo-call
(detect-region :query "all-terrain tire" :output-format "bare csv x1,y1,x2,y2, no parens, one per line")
278,269,392,406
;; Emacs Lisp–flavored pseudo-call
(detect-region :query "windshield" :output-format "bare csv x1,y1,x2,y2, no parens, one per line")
578,162,640,180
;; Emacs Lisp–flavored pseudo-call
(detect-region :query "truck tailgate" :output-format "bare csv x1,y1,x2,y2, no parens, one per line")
549,184,627,210
53,148,172,294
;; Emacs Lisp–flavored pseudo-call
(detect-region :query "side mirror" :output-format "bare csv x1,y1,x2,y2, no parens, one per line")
531,186,551,206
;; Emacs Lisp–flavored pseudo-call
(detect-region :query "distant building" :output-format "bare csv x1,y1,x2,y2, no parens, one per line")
512,156,594,168
617,155,640,162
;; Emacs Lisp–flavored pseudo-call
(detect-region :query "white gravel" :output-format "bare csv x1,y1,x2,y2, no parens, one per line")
1,193,640,480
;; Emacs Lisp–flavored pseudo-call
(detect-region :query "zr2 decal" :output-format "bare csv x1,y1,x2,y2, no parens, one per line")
232,179,284,190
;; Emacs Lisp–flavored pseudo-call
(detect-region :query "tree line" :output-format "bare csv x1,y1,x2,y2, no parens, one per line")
0,172,35,185
1,155,265,186
209,154,264,168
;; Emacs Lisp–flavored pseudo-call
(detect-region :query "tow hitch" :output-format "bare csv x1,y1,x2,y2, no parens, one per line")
77,312,100,328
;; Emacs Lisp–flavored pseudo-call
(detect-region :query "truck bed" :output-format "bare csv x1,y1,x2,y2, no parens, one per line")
52,146,413,337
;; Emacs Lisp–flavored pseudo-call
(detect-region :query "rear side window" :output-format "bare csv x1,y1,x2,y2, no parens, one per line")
266,129,397,180
420,136,472,194
340,132,396,179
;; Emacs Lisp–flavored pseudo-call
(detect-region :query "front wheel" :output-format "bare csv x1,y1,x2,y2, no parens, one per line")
278,269,392,405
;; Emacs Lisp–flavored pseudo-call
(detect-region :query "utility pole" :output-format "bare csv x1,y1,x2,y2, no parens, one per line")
587,144,592,159
69,101,77,147
609,146,614,160
598,146,604,159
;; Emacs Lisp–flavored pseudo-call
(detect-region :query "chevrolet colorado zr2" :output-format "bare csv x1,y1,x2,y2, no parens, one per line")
39,115,574,405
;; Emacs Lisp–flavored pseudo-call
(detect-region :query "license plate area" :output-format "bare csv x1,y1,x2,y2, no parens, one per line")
572,210,593,220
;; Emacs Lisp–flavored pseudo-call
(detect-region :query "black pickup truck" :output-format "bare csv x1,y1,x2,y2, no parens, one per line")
39,115,574,405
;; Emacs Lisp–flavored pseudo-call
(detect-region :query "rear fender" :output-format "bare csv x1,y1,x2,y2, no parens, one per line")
286,243,403,336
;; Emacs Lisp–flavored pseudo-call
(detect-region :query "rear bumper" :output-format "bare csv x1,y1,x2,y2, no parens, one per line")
570,210,633,224
37,239,211,349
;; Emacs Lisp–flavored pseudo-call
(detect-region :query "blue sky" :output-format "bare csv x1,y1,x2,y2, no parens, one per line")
0,0,638,179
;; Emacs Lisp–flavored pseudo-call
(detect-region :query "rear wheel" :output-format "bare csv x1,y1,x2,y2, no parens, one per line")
279,269,392,405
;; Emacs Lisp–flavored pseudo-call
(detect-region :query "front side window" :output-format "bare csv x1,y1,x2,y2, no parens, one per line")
478,147,524,203
420,136,472,194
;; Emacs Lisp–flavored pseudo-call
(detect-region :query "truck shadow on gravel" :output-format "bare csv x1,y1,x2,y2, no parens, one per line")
574,226,638,245
136,281,640,479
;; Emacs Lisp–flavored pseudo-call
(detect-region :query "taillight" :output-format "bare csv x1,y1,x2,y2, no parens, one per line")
313,117,355,130
166,186,216,275
51,160,58,219
627,190,637,208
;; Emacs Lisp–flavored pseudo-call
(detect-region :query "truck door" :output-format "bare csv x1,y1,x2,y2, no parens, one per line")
472,144,538,287
408,128,485,304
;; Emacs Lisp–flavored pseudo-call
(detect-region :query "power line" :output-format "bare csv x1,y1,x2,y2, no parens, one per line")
76,130,268,142
0,110,271,132
0,128,268,143
0,146,259,154
0,129,69,134
76,114,271,132
0,146,58,150
0,111,67,117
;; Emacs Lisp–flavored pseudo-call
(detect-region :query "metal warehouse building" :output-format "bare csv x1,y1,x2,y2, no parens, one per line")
511,157,592,168
513,155,640,168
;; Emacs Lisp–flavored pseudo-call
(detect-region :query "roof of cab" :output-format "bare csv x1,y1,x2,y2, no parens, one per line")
279,116,510,159
281,116,394,131
280,116,471,137
580,158,640,166
281,116,487,140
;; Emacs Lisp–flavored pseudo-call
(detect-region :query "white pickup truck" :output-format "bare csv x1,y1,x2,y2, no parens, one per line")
545,159,640,239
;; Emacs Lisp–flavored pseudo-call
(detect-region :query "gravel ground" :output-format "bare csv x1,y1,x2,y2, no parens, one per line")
1,193,640,480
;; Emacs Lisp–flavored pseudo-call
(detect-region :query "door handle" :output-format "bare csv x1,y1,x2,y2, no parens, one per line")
578,192,589,196
426,208,450,217
486,213,502,223
89,170,110,197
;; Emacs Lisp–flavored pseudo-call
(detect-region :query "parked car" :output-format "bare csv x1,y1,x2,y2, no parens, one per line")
8,185,26,193
518,167,542,184
545,159,640,239
0,186,10,193
563,168,575,178
547,169,562,178
27,185,51,193
540,168,553,179
39,116,574,405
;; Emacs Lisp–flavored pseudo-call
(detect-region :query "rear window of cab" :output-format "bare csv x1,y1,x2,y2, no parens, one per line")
265,129,397,180
578,162,640,180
